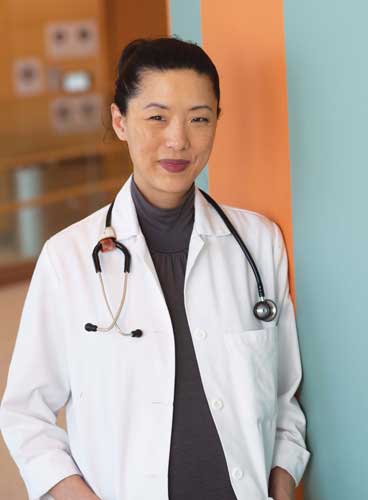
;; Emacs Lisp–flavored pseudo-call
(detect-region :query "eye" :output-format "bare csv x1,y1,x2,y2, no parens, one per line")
192,117,209,123
148,115,164,121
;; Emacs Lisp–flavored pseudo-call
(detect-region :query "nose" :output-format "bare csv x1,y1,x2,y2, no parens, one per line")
165,119,190,150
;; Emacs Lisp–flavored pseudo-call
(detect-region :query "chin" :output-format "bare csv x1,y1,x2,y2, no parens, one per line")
154,179,193,196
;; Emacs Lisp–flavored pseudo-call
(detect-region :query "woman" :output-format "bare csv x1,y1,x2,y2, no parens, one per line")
0,37,310,500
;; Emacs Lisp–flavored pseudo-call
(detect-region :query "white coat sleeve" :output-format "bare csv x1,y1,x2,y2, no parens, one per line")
270,223,311,487
0,241,82,500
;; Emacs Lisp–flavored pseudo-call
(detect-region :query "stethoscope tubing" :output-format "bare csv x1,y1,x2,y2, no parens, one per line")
85,187,277,335
198,188,265,299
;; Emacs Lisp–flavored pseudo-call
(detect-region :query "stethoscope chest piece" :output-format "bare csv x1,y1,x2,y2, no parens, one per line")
253,299,277,322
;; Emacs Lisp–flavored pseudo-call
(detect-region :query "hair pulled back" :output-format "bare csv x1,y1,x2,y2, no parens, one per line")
113,36,221,117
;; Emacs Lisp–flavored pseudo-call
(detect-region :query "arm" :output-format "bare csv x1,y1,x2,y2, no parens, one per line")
268,466,296,500
48,475,100,500
0,242,83,499
269,223,311,492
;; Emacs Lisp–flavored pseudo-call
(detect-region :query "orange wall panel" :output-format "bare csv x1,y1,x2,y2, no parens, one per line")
201,0,296,300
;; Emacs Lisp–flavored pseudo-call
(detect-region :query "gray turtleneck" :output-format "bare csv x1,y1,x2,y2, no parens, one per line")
130,177,237,500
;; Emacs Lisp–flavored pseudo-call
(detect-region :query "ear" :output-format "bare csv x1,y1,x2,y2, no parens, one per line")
111,103,128,141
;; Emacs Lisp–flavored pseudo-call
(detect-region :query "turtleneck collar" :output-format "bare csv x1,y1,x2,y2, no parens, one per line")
130,175,195,253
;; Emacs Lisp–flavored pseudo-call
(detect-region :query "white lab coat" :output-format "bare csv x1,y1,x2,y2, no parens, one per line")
0,174,310,500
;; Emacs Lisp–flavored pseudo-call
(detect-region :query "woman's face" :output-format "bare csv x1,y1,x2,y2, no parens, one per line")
111,69,218,208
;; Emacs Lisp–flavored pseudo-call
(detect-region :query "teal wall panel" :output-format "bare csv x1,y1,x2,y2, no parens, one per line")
169,0,202,45
168,0,208,192
284,1,368,498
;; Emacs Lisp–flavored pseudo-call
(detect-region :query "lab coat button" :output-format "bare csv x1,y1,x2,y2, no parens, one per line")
231,467,244,480
211,398,224,410
195,328,207,340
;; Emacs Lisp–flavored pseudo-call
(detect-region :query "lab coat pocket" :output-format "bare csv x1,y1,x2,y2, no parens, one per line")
224,326,278,419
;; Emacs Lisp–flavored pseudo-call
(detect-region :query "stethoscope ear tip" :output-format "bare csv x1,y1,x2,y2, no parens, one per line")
131,329,143,337
85,323,98,332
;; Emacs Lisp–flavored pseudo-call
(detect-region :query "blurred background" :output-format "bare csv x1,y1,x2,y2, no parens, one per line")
0,0,168,286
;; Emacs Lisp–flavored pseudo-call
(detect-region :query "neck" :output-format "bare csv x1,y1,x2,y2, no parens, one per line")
132,173,193,209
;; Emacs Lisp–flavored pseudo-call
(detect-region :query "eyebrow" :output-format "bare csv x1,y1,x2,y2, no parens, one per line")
143,102,214,112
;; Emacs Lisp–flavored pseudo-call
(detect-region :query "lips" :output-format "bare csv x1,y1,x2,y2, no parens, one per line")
159,159,190,173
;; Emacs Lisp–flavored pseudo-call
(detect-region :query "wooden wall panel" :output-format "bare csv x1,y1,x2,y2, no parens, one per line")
0,0,109,167
104,0,168,81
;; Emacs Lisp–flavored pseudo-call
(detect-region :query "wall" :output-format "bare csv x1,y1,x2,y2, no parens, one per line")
0,0,168,169
283,1,368,498
105,0,168,81
0,0,110,167
201,0,296,294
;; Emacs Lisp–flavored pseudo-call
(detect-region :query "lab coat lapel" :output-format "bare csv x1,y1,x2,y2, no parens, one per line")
110,173,158,278
184,182,231,287
133,232,164,295
110,173,231,293
184,232,205,289
106,175,166,301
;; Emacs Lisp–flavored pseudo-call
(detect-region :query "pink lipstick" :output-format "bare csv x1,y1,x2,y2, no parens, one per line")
159,159,190,173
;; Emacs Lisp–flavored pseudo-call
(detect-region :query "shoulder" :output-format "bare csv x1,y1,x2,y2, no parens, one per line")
45,203,109,261
217,204,288,278
219,203,279,242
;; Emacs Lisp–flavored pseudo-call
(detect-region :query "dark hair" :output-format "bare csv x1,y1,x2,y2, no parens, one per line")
113,36,221,118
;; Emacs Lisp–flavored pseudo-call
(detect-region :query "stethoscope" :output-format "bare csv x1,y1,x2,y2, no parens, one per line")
85,189,277,337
